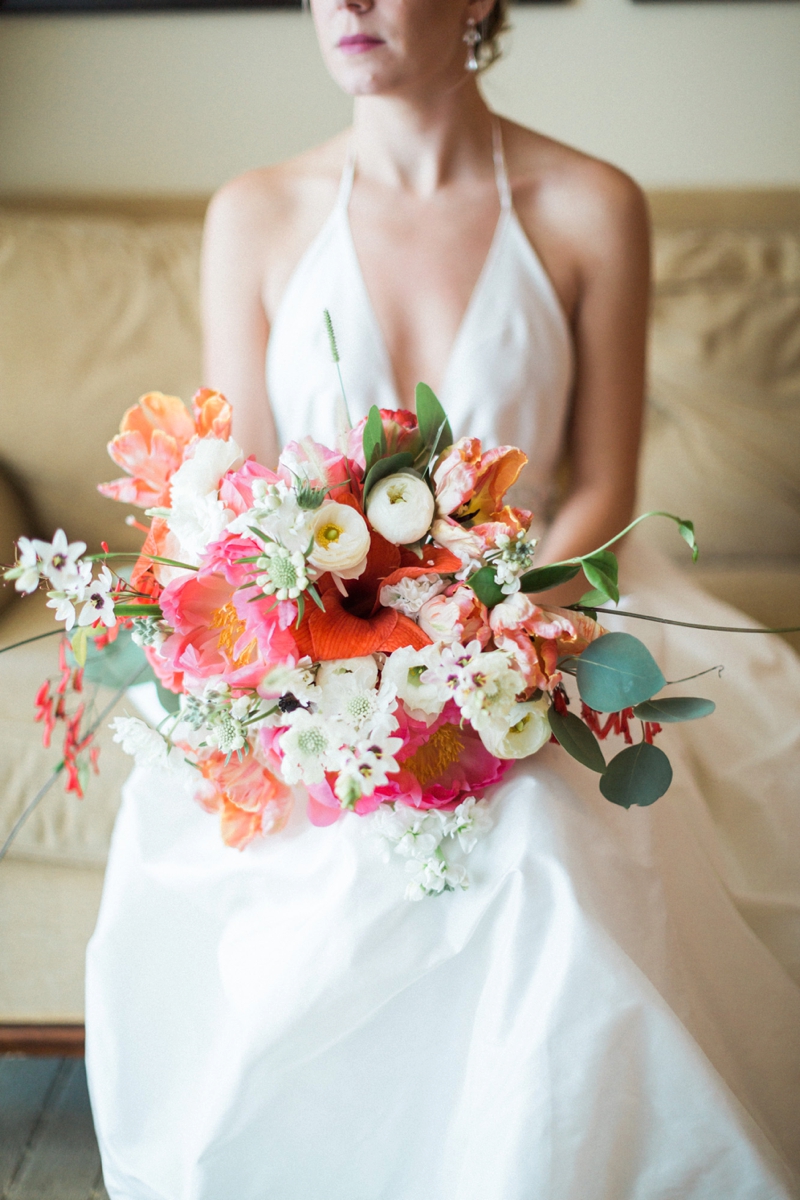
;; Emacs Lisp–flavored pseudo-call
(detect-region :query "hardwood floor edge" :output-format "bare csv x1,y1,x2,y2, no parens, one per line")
0,1025,85,1057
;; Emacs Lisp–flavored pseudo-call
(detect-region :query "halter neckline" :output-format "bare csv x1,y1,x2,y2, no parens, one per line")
336,116,513,214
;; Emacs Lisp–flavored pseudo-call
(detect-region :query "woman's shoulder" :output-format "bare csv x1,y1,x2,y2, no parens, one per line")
503,119,648,241
203,132,351,314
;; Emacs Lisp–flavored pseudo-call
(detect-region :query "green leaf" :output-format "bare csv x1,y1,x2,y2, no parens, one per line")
580,550,620,605
362,405,387,472
548,708,606,773
75,626,156,690
519,562,581,593
70,626,88,668
632,696,716,723
295,592,305,628
599,742,673,807
578,588,609,607
679,519,699,562
576,631,666,712
362,451,416,501
415,383,453,459
468,565,506,609
156,681,181,714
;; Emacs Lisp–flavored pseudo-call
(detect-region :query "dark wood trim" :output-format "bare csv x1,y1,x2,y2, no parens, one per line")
0,1024,85,1057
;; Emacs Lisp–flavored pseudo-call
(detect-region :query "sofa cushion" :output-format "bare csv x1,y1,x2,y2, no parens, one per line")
0,466,32,617
0,207,203,554
638,225,800,563
0,593,132,868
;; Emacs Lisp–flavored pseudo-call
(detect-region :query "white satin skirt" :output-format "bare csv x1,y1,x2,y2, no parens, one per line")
86,551,800,1200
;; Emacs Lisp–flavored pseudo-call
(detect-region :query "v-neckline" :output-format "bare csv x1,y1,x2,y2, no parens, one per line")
339,201,511,413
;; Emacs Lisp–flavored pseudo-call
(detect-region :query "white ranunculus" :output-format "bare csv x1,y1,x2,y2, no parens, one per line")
316,656,379,693
366,473,435,546
378,644,446,724
307,502,371,579
477,696,551,760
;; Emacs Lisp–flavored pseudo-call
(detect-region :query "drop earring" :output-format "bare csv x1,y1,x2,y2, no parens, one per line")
463,18,481,73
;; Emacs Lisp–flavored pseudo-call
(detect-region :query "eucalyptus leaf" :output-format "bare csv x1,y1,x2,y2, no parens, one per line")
599,742,673,807
548,708,606,773
362,405,387,472
576,631,666,712
362,451,416,500
75,626,155,690
415,383,453,458
468,565,506,609
632,696,716,723
156,681,181,714
519,562,581,593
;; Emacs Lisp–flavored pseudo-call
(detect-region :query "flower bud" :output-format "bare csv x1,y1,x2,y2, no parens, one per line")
366,473,435,546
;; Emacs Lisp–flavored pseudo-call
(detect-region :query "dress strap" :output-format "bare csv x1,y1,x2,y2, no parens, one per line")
337,142,357,211
491,117,513,213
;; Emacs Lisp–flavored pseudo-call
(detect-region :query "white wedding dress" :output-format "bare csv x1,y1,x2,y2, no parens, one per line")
86,126,800,1200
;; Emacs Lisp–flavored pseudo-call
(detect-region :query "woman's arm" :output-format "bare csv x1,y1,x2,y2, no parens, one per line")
201,175,280,465
527,162,651,605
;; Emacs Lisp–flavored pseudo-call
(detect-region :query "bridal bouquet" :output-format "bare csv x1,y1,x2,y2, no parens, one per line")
4,380,716,899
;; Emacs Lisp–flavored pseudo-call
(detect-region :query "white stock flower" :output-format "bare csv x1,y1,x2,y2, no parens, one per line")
379,645,446,725
447,796,495,854
379,573,447,617
307,502,371,579
366,473,435,546
404,855,468,902
477,697,551,760
77,566,117,628
449,649,523,728
167,437,243,560
111,717,169,765
489,529,538,595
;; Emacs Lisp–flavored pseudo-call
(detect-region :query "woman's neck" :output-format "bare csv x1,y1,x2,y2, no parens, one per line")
351,84,496,198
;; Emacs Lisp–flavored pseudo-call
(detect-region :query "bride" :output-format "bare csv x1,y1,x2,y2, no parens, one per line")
85,1,800,1197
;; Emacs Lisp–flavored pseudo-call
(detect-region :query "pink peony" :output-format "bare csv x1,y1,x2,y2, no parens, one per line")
278,437,351,500
158,571,297,690
219,458,279,517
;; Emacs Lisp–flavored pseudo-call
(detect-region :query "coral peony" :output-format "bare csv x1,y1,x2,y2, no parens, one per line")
195,749,292,849
99,390,232,509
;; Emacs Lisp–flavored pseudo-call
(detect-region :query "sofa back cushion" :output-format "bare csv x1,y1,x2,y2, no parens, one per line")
640,218,800,562
0,207,203,553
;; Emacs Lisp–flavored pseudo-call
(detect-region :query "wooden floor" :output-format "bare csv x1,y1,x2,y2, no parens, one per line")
0,1058,109,1200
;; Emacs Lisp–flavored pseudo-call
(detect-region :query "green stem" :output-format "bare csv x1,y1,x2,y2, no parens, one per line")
0,662,148,865
87,552,198,571
569,605,800,635
113,603,163,618
0,628,62,656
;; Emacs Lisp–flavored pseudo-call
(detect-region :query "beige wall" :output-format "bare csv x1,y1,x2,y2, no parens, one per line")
0,0,799,196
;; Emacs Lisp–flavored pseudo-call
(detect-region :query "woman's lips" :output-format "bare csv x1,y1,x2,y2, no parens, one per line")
337,35,385,55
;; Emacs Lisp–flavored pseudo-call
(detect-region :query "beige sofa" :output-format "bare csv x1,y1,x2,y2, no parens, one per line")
0,190,798,1037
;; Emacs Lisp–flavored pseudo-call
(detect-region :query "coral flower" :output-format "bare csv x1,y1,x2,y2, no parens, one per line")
294,525,449,661
195,749,292,850
346,409,420,471
490,594,605,693
99,389,232,509
433,438,527,524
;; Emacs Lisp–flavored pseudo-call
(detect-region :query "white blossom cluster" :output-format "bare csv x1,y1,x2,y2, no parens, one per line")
370,797,495,901
4,530,116,630
485,529,538,595
263,657,405,807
